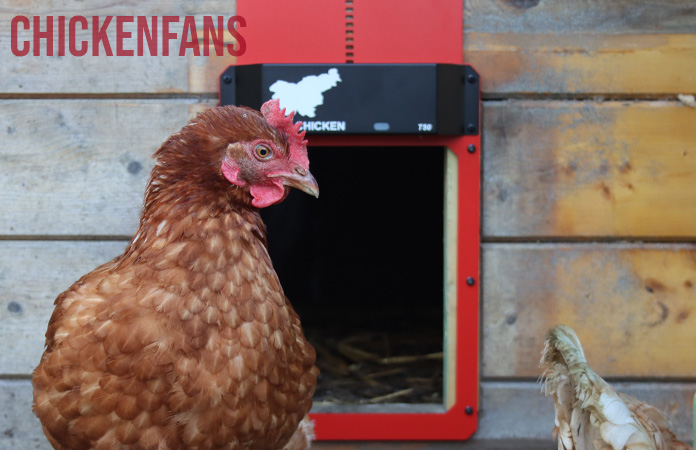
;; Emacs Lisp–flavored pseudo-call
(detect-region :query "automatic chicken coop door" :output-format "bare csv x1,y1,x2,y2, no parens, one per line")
220,0,477,442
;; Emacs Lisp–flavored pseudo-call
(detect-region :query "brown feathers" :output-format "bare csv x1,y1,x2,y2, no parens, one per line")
33,105,319,449
540,325,691,450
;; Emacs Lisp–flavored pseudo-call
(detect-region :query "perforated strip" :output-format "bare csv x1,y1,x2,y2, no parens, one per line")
345,1,354,62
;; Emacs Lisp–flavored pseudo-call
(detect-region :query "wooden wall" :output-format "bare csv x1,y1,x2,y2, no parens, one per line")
470,0,696,447
1,1,695,449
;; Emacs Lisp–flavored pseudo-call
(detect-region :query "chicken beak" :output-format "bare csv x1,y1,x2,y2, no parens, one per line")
279,168,320,198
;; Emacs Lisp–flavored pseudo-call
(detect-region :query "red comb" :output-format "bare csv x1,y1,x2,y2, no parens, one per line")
261,99,309,167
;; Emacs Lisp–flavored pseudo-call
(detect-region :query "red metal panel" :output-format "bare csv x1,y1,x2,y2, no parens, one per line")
352,0,463,64
236,0,462,64
236,0,346,64
233,0,475,441
306,135,480,441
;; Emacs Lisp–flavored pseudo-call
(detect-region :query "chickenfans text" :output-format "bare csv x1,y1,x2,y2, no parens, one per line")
11,16,246,57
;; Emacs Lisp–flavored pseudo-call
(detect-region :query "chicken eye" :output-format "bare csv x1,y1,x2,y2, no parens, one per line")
254,144,273,160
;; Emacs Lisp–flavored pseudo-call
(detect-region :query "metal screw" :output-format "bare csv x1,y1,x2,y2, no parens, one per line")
465,405,474,415
467,144,476,154
222,75,232,84
466,73,477,84
466,123,477,133
466,277,475,286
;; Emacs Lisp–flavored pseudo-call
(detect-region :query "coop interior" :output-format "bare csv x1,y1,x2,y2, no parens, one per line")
261,145,451,412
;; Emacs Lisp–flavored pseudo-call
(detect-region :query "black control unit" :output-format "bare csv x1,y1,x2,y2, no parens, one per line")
219,64,479,135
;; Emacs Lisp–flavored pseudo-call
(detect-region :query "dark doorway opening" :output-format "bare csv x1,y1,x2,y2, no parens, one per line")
262,146,446,408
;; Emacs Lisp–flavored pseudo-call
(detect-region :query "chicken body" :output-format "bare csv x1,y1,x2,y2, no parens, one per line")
33,101,319,449
541,325,691,450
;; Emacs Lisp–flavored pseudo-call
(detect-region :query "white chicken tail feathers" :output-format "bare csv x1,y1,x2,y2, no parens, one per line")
541,324,587,371
540,324,692,450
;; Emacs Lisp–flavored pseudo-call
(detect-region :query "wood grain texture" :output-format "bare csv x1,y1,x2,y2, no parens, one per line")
0,240,127,375
8,241,696,379
0,380,555,450
466,0,696,34
4,379,692,450
0,2,237,94
0,99,214,236
443,149,458,409
483,100,696,238
464,1,696,95
1,380,49,450
466,33,696,96
483,243,696,378
7,100,696,238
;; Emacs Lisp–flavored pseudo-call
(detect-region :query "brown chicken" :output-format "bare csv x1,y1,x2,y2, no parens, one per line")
541,325,691,450
32,99,320,450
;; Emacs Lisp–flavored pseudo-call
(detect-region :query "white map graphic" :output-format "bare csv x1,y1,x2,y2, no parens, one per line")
269,68,342,118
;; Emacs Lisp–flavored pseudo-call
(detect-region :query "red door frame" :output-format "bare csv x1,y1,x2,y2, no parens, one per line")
306,134,480,441
235,0,475,439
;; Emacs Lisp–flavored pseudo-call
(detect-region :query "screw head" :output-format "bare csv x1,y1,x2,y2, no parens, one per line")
466,123,477,133
465,405,474,415
222,75,232,84
466,277,475,286
467,144,476,154
466,73,477,84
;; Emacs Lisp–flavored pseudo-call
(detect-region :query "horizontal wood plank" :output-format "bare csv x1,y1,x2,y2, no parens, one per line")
1,1,230,18
5,100,696,238
0,99,215,236
466,33,696,96
0,2,237,94
466,0,696,34
0,241,128,374
483,243,696,378
483,100,696,238
1,380,47,450
4,379,692,449
7,241,696,380
465,1,696,95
